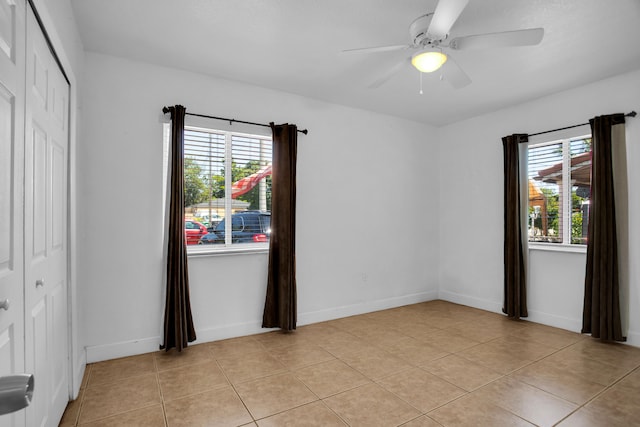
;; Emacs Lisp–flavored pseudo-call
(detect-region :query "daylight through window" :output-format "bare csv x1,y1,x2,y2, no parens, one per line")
527,135,592,245
182,127,272,248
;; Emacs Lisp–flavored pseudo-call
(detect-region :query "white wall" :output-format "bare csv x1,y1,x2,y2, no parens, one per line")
78,53,440,362
78,51,640,364
438,69,640,346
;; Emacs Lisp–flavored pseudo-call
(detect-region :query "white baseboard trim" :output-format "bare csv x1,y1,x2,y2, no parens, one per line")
86,336,161,363
524,309,582,333
438,290,503,314
84,290,438,363
194,320,269,344
298,290,438,326
438,290,586,334
626,330,640,347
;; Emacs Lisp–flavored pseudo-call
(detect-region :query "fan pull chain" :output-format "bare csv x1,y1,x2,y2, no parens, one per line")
419,71,423,95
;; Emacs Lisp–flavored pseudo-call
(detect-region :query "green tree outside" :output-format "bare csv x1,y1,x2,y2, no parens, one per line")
528,186,589,243
184,157,207,208
541,188,559,236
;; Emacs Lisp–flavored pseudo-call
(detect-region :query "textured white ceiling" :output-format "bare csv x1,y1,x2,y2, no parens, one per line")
70,0,640,126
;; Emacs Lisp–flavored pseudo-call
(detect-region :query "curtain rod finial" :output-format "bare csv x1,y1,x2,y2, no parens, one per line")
162,106,171,114
628,111,637,118
301,129,308,135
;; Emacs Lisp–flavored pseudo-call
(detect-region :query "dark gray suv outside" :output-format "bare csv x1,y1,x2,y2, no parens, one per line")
198,211,271,244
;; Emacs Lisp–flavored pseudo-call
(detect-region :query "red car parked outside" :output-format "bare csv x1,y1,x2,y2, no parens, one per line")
184,220,207,245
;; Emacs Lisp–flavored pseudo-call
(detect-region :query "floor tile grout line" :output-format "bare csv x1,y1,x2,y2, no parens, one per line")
230,324,434,423
152,356,167,420
500,370,580,406
552,361,640,426
76,402,162,426
424,373,509,416
558,362,640,418
316,399,352,427
212,356,258,424
451,334,583,378
467,375,576,427
502,346,640,425
154,366,170,426
373,362,477,400
215,353,337,423
410,336,599,425
160,400,169,427
83,370,159,390
70,364,91,426
80,354,161,422
154,346,247,424
68,387,84,426
246,385,326,424
85,354,158,390
319,382,399,426
249,399,346,425
372,374,475,416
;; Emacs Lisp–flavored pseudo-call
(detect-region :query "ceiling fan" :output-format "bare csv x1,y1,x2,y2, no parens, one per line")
342,0,544,89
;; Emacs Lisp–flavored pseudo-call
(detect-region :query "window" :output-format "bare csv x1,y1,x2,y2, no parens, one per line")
527,135,592,245
181,126,272,249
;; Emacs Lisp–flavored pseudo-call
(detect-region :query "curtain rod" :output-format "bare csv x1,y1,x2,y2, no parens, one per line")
162,107,308,135
527,111,636,138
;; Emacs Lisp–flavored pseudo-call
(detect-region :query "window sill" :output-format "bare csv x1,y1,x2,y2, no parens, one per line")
528,242,587,254
187,244,269,258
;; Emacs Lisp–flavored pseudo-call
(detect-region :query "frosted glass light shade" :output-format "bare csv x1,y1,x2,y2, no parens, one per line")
411,50,447,73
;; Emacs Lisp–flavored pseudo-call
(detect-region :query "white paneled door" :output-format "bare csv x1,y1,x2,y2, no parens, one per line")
0,1,70,426
0,0,26,426
23,4,70,427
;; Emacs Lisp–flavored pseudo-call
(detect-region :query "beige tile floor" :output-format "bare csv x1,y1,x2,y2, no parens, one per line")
60,300,640,426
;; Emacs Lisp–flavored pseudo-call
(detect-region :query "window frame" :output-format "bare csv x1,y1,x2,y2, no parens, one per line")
164,123,273,256
527,132,591,253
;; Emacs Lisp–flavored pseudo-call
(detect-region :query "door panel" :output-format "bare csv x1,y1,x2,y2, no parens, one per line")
51,141,64,251
0,0,15,60
30,123,47,260
0,0,25,425
24,5,70,426
49,280,66,405
0,2,70,425
30,47,47,110
27,299,48,427
0,84,16,273
0,327,20,427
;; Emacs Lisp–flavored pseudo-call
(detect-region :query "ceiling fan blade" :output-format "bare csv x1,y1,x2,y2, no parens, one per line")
368,59,408,88
427,0,469,40
342,44,410,54
441,56,471,88
449,28,544,50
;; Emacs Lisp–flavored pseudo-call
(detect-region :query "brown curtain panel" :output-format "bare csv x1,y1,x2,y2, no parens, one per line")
262,123,298,331
502,134,528,319
161,105,196,351
582,113,626,342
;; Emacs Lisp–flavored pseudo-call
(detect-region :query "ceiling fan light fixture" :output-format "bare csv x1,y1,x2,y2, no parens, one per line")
411,50,447,73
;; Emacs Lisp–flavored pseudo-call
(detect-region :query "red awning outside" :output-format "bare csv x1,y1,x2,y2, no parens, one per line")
231,164,272,198
535,151,591,186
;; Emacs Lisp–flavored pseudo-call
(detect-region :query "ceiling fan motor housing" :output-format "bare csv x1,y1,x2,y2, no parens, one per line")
409,13,446,47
